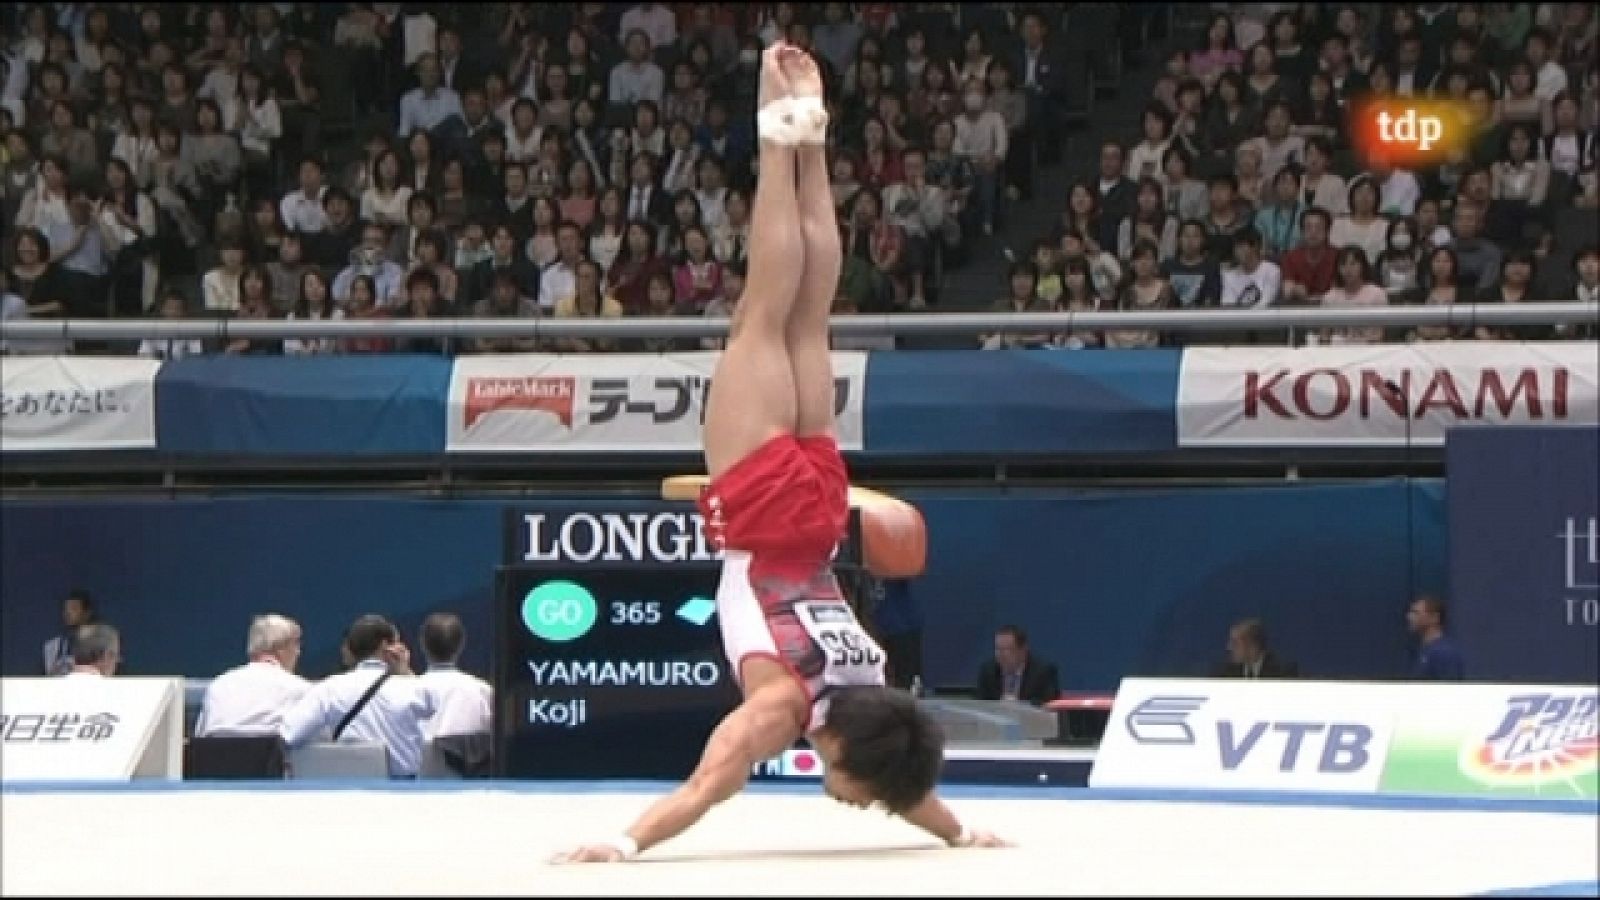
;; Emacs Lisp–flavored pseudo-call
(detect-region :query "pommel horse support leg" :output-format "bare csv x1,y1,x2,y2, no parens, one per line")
662,476,927,579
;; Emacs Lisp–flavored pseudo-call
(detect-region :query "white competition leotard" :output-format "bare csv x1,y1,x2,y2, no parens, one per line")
715,549,887,733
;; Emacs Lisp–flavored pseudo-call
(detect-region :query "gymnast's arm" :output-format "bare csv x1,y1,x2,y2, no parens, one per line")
899,792,1012,849
553,688,803,862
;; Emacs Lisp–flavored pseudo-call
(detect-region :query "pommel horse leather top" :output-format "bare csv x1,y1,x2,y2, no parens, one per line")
661,476,928,579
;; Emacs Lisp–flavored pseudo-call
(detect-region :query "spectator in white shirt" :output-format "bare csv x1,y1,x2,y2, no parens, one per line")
280,156,329,234
619,3,677,51
397,53,463,139
67,622,120,678
1526,29,1568,102
953,78,1008,235
334,222,407,308
1220,228,1281,308
539,222,587,312
202,239,248,313
279,615,437,779
417,613,491,739
196,615,311,737
609,30,665,108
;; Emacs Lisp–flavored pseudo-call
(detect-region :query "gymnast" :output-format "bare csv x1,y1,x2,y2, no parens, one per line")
553,42,1007,864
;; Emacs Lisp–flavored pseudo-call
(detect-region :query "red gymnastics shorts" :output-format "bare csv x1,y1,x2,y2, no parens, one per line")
699,433,849,575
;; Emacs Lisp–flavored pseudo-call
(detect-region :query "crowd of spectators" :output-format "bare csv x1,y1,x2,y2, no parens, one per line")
988,2,1599,350
0,2,1079,357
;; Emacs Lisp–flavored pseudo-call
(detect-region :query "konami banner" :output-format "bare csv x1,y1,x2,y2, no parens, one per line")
1176,342,1598,447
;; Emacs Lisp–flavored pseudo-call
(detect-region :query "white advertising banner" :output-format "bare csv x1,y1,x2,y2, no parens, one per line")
446,352,868,453
0,678,184,781
1176,342,1599,447
1090,678,1599,799
0,356,162,452
1089,679,1395,793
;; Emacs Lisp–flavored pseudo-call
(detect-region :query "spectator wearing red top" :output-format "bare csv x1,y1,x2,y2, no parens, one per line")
1281,208,1339,305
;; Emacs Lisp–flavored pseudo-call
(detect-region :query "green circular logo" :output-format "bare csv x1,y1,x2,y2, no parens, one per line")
523,580,598,642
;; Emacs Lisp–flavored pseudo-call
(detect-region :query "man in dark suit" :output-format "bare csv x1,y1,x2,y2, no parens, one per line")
1013,10,1068,167
1211,618,1299,679
976,625,1061,706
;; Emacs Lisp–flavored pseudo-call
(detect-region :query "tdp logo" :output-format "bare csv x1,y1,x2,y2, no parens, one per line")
1351,99,1471,166
1376,109,1443,152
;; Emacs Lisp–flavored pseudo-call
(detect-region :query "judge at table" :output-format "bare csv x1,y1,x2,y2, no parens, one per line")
976,625,1062,706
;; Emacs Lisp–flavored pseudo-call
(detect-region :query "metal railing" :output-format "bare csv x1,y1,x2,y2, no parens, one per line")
1,303,1595,342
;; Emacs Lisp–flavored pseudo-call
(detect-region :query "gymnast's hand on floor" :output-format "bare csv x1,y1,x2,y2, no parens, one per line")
549,845,627,864
957,829,1012,849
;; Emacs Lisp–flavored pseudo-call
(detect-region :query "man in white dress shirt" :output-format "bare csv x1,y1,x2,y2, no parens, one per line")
417,613,491,739
279,615,436,779
196,615,311,737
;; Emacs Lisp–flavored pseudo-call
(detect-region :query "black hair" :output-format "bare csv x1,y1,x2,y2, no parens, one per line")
346,614,399,661
997,625,1029,647
824,686,945,814
421,613,465,664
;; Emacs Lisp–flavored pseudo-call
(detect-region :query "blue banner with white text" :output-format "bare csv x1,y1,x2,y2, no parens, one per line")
1447,427,1600,684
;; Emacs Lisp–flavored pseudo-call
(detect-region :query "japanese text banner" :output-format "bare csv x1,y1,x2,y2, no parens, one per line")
446,352,868,453
0,356,161,453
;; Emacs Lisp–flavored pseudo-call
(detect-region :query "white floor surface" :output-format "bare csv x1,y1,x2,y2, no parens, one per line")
1,787,1596,896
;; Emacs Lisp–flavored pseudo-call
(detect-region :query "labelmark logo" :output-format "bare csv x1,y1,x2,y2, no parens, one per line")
676,595,716,626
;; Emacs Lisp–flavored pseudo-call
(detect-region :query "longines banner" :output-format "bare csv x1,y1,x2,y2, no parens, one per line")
1176,342,1599,447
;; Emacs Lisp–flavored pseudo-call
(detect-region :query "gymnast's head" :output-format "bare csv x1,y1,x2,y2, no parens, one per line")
813,686,945,814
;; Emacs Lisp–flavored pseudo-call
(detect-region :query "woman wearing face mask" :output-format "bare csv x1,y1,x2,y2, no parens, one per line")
1377,216,1421,303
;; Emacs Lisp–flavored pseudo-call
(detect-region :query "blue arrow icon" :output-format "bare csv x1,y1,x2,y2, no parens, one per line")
676,595,716,626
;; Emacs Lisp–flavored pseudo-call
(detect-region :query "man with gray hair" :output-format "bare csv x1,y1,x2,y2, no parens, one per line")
195,614,311,737
67,622,121,678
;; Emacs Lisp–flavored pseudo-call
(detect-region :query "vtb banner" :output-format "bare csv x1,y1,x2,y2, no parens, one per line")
1091,678,1598,800
446,352,867,453
0,356,162,453
1177,342,1599,447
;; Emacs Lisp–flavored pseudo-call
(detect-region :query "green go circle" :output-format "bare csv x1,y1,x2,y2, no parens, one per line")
522,580,598,642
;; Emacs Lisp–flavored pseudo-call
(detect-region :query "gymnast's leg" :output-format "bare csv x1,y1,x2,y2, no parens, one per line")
701,45,805,480
778,46,844,442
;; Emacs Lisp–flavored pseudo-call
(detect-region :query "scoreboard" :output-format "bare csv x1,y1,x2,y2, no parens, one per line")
492,504,865,780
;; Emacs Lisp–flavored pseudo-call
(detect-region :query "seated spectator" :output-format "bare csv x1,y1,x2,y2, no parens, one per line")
225,265,282,355
397,53,463,139
881,147,947,308
1127,104,1175,185
1117,178,1179,263
1377,217,1424,302
1202,173,1253,261
1320,246,1388,345
1220,228,1281,309
1299,138,1347,216
609,30,665,108
1210,618,1299,679
975,625,1061,707
552,259,623,353
1032,240,1063,306
982,261,1053,350
202,239,247,313
1412,246,1472,342
280,156,329,235
1477,248,1547,340
473,271,541,354
1105,242,1175,349
1558,248,1599,340
1163,220,1223,309
361,149,413,229
1248,101,1305,185
67,622,121,678
1372,155,1421,218
672,225,723,311
1055,257,1105,349
1160,145,1210,225
1491,124,1551,236
393,269,452,355
699,262,744,352
334,223,407,309
1253,167,1304,260
1448,202,1504,294
196,615,310,737
1234,140,1266,208
312,189,361,272
1060,229,1124,300
416,613,491,740
1281,209,1338,305
1330,177,1390,268
285,269,344,356
279,615,437,779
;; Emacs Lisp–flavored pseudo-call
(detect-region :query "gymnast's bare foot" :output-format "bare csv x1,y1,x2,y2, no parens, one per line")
758,41,791,118
777,44,824,103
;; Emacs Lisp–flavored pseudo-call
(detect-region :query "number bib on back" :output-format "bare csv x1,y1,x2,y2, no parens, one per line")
794,601,886,687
